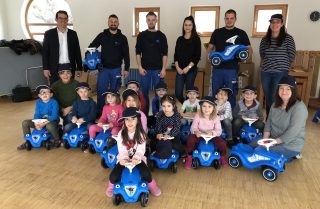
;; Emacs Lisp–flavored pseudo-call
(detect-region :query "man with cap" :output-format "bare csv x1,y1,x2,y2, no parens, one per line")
51,63,79,125
89,14,130,115
17,85,60,150
232,85,264,143
63,82,97,134
250,75,308,160
260,13,296,117
42,10,82,84
126,80,146,115
206,9,252,108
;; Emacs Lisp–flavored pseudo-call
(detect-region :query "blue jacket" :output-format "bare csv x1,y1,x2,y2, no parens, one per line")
70,98,97,123
34,98,59,121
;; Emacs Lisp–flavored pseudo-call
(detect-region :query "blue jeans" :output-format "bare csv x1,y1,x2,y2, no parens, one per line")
250,139,299,160
97,67,121,113
175,68,198,104
261,71,288,115
140,69,161,114
212,68,238,108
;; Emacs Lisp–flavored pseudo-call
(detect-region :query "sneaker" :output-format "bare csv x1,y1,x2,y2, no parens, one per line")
53,139,61,148
220,156,229,168
17,142,27,150
184,155,192,170
295,153,303,159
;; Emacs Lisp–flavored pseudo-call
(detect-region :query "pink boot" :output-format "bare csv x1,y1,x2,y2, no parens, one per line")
184,155,192,170
148,179,161,196
220,156,229,168
105,181,114,197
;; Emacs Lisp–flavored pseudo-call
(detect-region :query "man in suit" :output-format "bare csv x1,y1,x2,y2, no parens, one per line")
42,10,82,84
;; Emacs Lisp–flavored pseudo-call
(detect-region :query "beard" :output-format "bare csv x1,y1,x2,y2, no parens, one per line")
148,25,156,30
109,25,118,31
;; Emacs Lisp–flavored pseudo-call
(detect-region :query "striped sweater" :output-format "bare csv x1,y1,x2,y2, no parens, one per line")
259,34,296,73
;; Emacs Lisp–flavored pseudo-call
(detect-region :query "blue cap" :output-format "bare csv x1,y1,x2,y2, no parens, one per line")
278,75,297,88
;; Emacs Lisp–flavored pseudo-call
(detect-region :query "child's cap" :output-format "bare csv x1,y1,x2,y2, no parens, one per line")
102,89,120,97
242,85,257,94
186,86,199,94
217,87,233,96
199,96,216,106
126,80,140,88
75,82,91,91
278,76,297,88
36,85,52,94
155,80,167,91
117,107,141,123
58,63,72,73
122,88,138,101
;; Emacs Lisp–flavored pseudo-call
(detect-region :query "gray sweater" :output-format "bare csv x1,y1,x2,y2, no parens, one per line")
265,101,308,152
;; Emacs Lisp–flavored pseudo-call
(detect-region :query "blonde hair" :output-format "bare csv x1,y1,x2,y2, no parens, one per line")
199,101,217,120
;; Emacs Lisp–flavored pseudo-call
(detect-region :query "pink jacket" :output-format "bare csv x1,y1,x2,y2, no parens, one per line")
191,113,222,136
116,130,147,164
99,104,123,128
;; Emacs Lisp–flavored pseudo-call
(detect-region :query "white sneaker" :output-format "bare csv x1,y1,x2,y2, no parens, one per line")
295,153,302,159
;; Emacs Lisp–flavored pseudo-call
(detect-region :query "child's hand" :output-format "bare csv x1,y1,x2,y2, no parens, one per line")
156,134,163,140
119,159,128,166
71,117,78,123
35,123,42,130
131,159,140,165
195,131,201,138
108,123,114,128
78,118,85,123
97,122,103,127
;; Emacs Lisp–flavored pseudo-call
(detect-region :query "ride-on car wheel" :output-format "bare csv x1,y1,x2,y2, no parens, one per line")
212,159,221,170
170,162,178,173
26,141,32,151
211,56,221,66
262,167,278,182
148,160,155,171
80,141,88,151
140,192,149,207
192,158,200,169
45,141,51,150
238,50,249,60
112,194,121,206
101,158,108,169
88,144,96,154
63,139,70,149
83,65,89,72
228,155,241,168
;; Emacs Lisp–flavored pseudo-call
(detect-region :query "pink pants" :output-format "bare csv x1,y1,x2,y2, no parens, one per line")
186,134,227,156
89,124,121,138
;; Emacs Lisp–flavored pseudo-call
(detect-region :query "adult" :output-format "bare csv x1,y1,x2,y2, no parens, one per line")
136,12,168,114
260,14,296,117
42,10,82,84
51,63,79,125
250,76,308,160
206,9,252,108
89,14,130,115
174,16,201,104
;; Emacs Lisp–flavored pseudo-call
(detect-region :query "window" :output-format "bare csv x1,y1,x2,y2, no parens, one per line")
23,0,73,42
252,4,288,37
191,6,220,37
134,7,160,36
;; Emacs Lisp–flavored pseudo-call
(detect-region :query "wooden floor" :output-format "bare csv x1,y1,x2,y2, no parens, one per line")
0,96,319,209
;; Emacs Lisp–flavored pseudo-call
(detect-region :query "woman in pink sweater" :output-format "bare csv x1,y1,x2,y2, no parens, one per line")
105,107,161,197
184,96,228,169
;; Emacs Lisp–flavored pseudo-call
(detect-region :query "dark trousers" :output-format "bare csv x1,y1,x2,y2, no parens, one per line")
152,136,186,159
22,119,59,139
186,134,227,156
175,69,198,104
232,118,265,137
109,161,152,184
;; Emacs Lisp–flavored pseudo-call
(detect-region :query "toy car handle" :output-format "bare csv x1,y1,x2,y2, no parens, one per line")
76,121,85,128
242,116,258,126
102,124,110,133
32,119,48,124
161,136,174,140
85,47,96,54
124,161,141,173
257,138,277,151
201,135,215,144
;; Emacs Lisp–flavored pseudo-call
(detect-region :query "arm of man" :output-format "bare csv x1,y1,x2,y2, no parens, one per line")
122,36,130,77
160,33,168,78
42,31,51,80
135,33,146,76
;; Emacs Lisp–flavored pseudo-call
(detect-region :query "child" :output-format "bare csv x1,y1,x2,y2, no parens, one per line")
88,89,123,148
152,80,168,115
184,96,228,169
122,88,147,132
106,107,161,197
215,87,233,142
51,63,79,125
153,95,186,159
180,86,200,125
232,86,264,141
126,80,146,115
63,82,97,133
17,85,60,150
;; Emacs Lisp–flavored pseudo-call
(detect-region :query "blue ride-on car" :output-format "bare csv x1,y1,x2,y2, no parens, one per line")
209,44,249,66
192,135,221,169
239,117,262,144
180,124,191,144
228,139,287,182
87,128,112,154
100,144,119,169
148,149,180,173
62,123,89,150
83,48,102,71
112,162,149,207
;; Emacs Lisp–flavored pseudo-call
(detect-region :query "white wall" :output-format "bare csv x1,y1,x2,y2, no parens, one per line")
0,0,8,39
3,0,320,84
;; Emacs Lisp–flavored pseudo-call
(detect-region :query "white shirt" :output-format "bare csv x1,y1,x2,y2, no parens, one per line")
181,99,200,113
57,28,70,64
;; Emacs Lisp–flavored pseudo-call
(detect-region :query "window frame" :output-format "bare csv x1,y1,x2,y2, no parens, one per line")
24,0,73,41
252,4,288,38
191,6,220,37
134,7,160,36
